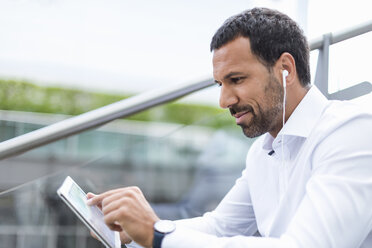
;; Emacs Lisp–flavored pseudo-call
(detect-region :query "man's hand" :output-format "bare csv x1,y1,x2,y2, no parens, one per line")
87,187,160,248
86,193,133,244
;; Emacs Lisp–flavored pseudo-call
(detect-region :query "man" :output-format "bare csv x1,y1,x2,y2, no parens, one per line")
87,8,372,248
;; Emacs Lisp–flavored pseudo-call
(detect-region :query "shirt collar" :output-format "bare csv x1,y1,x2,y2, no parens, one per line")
262,85,329,150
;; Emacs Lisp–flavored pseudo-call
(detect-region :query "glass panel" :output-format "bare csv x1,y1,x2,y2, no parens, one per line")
0,86,254,248
328,32,372,94
309,49,319,86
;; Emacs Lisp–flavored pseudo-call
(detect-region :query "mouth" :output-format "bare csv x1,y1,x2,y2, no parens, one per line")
233,111,252,125
230,105,254,125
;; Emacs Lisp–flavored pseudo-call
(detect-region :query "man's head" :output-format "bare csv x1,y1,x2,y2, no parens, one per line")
211,7,310,87
211,8,310,138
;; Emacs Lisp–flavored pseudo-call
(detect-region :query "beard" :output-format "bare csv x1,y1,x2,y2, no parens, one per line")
230,73,283,138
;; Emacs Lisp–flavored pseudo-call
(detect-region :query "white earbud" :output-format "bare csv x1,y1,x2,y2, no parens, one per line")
282,70,288,89
281,69,288,127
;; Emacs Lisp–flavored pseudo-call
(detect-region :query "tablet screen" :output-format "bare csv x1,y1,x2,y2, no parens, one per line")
58,177,120,248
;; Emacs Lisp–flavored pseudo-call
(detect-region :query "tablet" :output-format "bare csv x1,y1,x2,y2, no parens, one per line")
57,176,122,248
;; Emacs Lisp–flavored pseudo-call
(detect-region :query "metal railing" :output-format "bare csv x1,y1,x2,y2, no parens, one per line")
309,20,372,50
0,79,213,159
311,20,372,98
0,20,371,160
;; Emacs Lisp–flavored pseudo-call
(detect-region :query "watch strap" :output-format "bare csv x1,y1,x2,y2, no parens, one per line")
153,230,165,248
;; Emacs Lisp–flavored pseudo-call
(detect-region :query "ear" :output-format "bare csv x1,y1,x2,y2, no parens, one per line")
274,52,297,87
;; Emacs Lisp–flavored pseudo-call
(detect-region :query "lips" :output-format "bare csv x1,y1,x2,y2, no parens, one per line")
233,111,249,118
234,111,252,124
229,105,254,125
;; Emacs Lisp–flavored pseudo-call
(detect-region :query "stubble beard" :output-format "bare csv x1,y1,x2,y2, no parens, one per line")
239,74,283,138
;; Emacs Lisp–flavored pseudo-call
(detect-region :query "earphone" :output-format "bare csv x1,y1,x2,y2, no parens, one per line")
282,70,288,89
282,70,288,128
281,69,288,198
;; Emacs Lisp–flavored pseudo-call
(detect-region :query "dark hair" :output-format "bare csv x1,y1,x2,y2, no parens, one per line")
210,8,310,87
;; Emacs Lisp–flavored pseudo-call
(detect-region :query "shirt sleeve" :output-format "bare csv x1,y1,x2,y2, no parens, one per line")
163,114,372,248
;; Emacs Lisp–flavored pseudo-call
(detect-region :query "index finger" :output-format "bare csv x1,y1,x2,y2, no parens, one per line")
86,188,123,206
86,192,96,200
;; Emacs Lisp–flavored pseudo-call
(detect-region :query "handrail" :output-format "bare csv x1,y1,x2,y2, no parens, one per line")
0,79,213,159
309,19,372,50
0,20,371,160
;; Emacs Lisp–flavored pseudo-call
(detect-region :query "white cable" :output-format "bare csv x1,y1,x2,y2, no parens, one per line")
282,70,288,197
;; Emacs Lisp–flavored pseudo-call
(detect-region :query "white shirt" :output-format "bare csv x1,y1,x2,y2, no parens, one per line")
163,86,372,248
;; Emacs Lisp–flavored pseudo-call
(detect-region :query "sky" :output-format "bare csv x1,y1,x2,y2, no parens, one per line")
0,0,371,106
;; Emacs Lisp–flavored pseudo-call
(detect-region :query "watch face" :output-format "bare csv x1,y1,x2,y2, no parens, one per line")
154,220,176,234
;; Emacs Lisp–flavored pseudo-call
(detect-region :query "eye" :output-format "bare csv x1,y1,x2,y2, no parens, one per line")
230,77,244,84
214,80,222,87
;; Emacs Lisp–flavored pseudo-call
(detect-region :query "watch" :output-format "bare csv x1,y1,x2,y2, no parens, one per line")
153,220,176,248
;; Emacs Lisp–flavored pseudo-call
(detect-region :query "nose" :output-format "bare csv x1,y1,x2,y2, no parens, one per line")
219,85,238,109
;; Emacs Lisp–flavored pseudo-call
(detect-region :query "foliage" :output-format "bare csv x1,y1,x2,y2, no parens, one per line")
0,79,234,128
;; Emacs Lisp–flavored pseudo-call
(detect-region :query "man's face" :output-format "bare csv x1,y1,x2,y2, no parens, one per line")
213,36,283,138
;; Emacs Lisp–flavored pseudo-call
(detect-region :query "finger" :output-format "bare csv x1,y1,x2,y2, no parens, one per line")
86,188,122,206
108,223,123,232
86,192,96,200
86,192,103,209
87,186,143,206
120,230,132,244
86,195,102,206
90,230,98,240
101,192,130,215
104,208,125,231
104,198,131,219
100,187,140,210
106,221,123,232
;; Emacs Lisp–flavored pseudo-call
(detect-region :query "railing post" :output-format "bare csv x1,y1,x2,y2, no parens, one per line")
314,33,332,98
